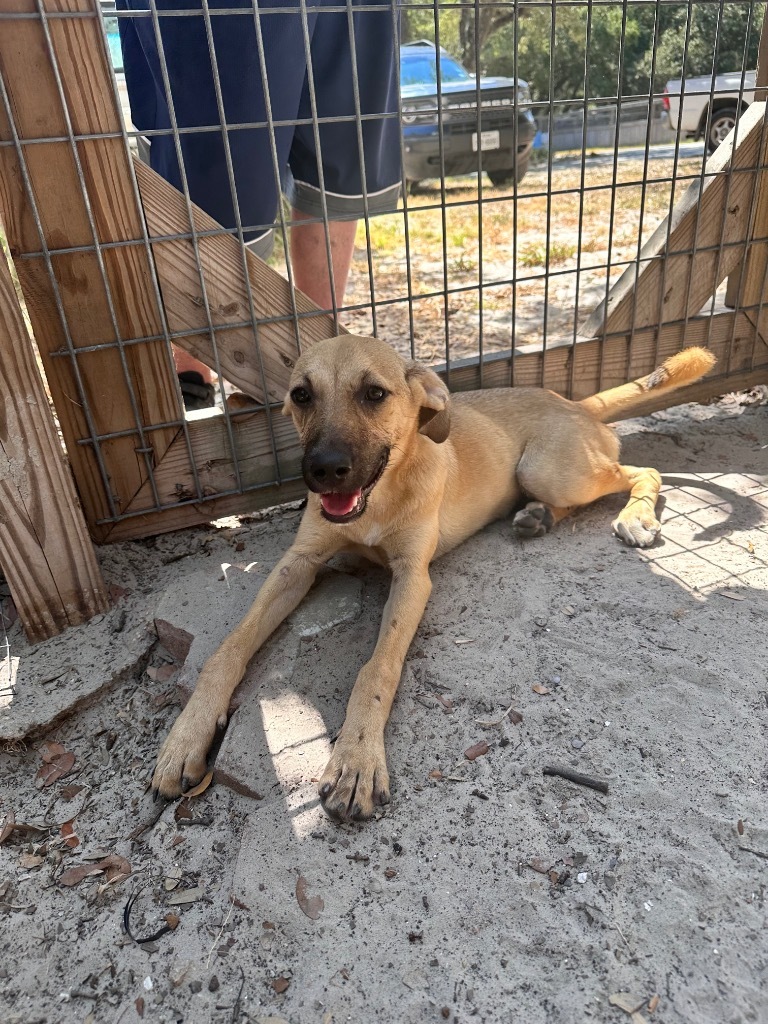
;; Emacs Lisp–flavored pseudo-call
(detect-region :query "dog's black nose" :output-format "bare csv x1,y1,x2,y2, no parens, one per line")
305,446,353,487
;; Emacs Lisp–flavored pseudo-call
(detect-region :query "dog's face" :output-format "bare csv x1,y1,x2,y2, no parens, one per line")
283,335,450,524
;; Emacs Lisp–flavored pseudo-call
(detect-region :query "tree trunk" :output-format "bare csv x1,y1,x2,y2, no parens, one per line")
459,7,477,71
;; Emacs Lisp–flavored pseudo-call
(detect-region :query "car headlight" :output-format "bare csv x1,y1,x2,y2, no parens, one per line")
401,101,439,125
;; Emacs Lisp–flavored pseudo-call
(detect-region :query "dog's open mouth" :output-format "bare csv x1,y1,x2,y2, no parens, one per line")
319,451,389,524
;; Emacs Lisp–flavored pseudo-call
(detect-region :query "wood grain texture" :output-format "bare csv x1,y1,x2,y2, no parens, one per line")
0,241,109,642
441,312,764,399
134,159,348,405
582,103,768,340
731,105,768,343
0,0,179,534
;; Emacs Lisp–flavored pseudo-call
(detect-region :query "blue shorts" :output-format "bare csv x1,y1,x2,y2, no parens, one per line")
117,0,402,256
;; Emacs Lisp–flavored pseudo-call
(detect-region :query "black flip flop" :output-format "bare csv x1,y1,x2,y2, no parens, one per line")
178,371,215,411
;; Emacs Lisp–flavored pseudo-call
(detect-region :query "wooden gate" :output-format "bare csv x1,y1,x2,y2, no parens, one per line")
1,0,767,642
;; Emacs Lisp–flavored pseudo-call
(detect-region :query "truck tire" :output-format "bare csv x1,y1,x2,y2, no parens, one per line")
707,106,739,152
487,155,531,188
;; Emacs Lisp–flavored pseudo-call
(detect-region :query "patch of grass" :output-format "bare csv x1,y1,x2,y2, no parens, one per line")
518,239,578,267
449,254,477,274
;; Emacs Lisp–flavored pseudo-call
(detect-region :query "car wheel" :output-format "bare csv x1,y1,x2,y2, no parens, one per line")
487,156,530,188
707,106,739,152
406,179,421,195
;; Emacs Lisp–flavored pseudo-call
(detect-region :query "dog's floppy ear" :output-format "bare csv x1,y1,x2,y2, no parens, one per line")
406,362,451,444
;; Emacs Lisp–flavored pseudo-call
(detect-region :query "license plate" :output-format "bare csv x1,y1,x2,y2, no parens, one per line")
472,130,500,152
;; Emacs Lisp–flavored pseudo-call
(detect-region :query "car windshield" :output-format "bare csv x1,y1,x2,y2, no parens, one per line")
400,52,472,88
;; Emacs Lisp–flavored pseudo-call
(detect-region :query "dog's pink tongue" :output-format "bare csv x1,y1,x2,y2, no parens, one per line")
321,490,361,518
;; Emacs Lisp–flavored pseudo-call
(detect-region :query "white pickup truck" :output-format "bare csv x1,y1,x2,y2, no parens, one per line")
663,70,756,151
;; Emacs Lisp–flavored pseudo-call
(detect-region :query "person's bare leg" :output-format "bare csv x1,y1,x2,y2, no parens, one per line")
290,208,357,309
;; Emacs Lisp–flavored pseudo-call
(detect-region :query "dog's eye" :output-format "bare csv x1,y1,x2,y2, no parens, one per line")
291,386,312,406
365,386,387,402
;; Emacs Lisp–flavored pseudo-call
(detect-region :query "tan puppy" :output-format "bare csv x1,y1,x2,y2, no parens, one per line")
152,336,716,821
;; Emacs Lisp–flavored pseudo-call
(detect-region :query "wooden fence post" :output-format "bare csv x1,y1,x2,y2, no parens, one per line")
0,239,109,642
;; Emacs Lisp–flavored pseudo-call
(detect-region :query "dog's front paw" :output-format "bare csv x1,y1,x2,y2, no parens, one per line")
512,501,555,539
152,699,226,799
318,729,390,822
612,512,661,548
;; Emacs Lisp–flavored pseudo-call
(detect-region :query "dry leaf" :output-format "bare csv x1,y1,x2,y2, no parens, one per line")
18,853,44,869
295,876,324,920
271,976,290,994
36,742,76,788
0,811,15,845
184,771,213,798
135,996,145,1018
464,741,489,761
532,684,552,695
453,638,476,645
508,708,523,725
59,863,104,887
647,994,660,1013
384,869,397,879
174,801,193,822
165,913,180,930
719,590,745,601
609,992,646,1014
164,867,183,891
101,855,132,882
146,665,177,683
166,886,203,906
60,819,80,849
59,784,84,801
429,769,443,780
737,819,744,835
59,854,131,888
563,605,575,616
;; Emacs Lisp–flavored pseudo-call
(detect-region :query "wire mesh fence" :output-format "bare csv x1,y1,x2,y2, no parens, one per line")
1,0,767,541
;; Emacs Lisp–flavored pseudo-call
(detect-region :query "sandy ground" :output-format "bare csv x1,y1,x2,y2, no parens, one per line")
1,389,767,1024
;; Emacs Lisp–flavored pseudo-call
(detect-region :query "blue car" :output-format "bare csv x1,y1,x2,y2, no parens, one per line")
400,40,536,189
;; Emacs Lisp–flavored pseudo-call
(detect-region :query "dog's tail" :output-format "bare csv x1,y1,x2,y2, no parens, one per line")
578,347,717,423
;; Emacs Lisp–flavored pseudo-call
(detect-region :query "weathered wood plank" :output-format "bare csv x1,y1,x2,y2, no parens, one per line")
134,159,348,405
0,0,179,535
732,92,768,343
0,238,109,642
439,311,762,399
582,103,768,339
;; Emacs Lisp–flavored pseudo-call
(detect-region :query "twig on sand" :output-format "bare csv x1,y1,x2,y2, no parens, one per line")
126,798,168,842
543,765,609,795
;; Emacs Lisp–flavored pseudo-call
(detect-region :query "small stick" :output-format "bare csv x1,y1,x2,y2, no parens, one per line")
543,765,609,795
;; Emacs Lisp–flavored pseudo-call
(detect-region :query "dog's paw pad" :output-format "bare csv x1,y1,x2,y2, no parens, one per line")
512,502,555,539
612,515,661,548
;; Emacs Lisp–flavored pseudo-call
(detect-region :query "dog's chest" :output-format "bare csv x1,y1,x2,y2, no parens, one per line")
361,523,384,547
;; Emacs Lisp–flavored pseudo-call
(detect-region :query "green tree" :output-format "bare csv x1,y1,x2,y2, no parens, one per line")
400,2,766,100
651,2,765,85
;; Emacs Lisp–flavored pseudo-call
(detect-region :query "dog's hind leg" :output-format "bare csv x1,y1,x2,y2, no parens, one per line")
511,500,572,538
609,464,662,547
515,445,663,548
